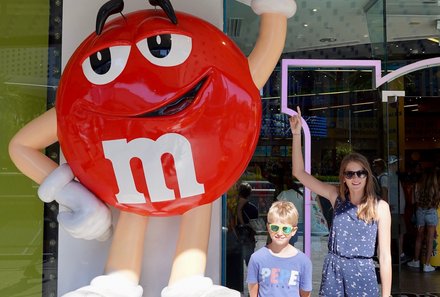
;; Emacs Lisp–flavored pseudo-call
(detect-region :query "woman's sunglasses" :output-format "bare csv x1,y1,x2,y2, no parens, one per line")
268,223,296,235
344,170,368,179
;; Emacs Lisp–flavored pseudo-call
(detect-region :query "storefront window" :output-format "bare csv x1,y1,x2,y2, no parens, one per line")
223,0,440,295
0,1,61,296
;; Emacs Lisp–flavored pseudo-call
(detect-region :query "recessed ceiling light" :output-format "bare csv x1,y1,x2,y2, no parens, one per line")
427,37,439,43
319,38,337,42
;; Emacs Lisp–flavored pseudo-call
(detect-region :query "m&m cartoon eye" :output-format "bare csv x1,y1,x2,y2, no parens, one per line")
82,45,131,85
136,34,192,67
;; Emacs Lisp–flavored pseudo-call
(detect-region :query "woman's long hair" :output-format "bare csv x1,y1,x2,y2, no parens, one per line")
416,168,440,209
338,153,378,222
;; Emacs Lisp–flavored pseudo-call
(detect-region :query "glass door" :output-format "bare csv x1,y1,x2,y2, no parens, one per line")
379,61,440,295
391,94,440,294
384,92,404,293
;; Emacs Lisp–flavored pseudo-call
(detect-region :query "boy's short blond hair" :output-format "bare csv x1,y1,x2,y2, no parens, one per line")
267,201,299,226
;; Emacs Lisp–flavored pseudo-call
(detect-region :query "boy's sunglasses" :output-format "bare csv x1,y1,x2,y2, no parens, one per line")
344,170,368,179
268,223,295,235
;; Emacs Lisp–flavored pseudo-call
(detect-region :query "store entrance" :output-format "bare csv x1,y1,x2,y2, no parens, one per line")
386,94,440,294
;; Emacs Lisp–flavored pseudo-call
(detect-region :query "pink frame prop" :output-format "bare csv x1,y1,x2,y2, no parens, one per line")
281,57,440,256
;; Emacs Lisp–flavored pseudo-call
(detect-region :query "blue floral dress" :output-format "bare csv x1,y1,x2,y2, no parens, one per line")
319,196,379,297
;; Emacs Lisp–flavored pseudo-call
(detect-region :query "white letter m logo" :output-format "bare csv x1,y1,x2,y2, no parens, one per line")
102,133,205,204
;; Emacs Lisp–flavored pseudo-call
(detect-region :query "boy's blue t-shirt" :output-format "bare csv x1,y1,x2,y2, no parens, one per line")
246,246,312,297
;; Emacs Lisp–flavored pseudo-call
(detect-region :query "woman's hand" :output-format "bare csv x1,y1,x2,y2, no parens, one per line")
289,106,302,135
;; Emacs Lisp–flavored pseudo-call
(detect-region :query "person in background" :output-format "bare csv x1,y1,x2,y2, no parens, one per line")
407,167,440,272
236,182,258,265
276,180,304,245
290,107,392,297
247,201,312,297
387,156,408,263
372,158,388,200
226,182,258,292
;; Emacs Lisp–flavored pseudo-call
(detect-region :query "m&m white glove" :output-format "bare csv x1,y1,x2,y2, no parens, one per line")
236,0,297,18
38,163,112,241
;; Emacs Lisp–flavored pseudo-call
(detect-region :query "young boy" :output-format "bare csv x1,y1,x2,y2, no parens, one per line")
246,201,312,297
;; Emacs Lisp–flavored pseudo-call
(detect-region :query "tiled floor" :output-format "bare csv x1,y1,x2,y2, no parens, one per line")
397,264,440,296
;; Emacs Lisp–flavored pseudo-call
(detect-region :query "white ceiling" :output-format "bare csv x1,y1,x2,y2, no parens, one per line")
226,0,440,55
62,0,224,68
4,0,440,56
3,0,440,68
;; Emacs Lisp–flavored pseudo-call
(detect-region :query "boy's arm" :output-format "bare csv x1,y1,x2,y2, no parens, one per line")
248,283,259,297
247,256,259,297
299,255,313,297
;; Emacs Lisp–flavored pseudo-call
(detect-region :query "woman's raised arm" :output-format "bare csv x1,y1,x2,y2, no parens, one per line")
290,107,338,206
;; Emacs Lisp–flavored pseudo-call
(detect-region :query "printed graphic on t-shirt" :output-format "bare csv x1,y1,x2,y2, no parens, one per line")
260,267,299,287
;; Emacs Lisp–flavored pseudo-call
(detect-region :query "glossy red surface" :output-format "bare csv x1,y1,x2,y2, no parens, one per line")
56,10,260,216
